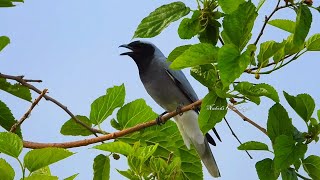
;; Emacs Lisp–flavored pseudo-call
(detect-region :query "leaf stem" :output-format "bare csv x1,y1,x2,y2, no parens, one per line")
16,158,25,180
296,172,311,180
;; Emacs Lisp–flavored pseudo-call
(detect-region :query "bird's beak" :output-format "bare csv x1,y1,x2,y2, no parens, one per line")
119,44,133,56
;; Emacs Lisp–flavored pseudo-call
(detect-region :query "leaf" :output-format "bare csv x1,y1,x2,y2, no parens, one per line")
167,45,191,62
268,19,295,33
133,1,190,38
178,10,201,39
0,78,32,102
0,158,14,180
281,168,298,180
190,64,218,89
284,35,304,55
0,36,10,52
302,155,320,180
93,154,110,180
93,141,133,156
199,91,227,134
0,100,22,137
90,84,125,125
218,44,254,87
24,175,58,180
198,20,220,45
116,169,139,180
0,1,14,7
267,103,294,142
33,166,51,176
64,174,79,180
255,158,279,180
218,0,245,14
274,135,307,170
0,132,23,158
257,0,266,11
293,5,312,46
170,43,218,70
222,1,258,50
24,148,74,172
257,41,285,67
237,141,269,151
60,115,92,136
283,92,315,122
306,33,320,51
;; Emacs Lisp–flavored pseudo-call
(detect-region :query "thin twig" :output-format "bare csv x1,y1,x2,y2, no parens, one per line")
224,117,253,159
10,89,48,132
23,79,43,83
227,104,267,135
0,73,103,136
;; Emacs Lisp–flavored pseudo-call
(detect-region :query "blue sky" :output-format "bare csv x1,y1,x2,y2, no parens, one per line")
0,0,319,179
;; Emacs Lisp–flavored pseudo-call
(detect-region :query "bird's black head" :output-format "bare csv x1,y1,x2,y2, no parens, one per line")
119,41,155,71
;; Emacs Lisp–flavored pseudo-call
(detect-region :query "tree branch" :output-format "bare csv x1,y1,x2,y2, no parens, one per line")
10,89,48,133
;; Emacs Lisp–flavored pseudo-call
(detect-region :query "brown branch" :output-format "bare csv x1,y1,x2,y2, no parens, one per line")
227,104,268,135
10,89,48,132
23,100,202,149
23,79,43,83
0,73,103,136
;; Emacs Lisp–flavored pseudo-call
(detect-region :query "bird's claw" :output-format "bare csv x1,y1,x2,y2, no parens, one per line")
176,104,184,116
156,111,167,125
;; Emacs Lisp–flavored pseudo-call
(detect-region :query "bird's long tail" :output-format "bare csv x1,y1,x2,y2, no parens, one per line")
174,111,220,177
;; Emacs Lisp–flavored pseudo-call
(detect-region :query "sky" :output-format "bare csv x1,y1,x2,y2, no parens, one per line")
0,0,319,179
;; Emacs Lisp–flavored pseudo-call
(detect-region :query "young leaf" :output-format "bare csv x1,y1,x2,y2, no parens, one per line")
257,41,285,67
218,0,245,14
199,91,227,134
24,148,74,172
0,100,22,137
33,166,51,176
284,35,304,55
60,115,92,136
0,78,32,102
237,141,269,151
281,168,298,180
306,33,320,51
93,154,110,180
274,135,307,170
255,158,279,180
170,43,218,69
283,92,315,122
268,19,295,33
0,132,23,158
0,36,10,52
64,173,79,180
302,155,320,180
93,141,133,156
0,158,15,180
257,0,266,11
222,1,258,50
190,64,218,89
24,174,58,180
293,5,312,46
90,84,125,125
198,20,220,45
167,45,191,62
133,2,190,38
178,10,201,39
267,103,294,142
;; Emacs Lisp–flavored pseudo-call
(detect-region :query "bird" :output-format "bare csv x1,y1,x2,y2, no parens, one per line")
120,40,221,177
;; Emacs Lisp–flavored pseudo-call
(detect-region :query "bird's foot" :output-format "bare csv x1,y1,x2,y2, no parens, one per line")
176,104,184,116
156,111,168,125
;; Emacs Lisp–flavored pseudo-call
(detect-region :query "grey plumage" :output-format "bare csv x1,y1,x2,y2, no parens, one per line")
120,41,220,177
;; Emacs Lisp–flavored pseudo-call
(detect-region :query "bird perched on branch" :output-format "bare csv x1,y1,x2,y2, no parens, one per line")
120,41,221,177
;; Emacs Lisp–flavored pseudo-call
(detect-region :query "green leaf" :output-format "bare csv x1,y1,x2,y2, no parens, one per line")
24,148,74,172
0,78,32,102
117,169,139,180
281,168,298,180
283,92,315,122
218,44,254,87
274,135,307,170
93,141,133,156
170,43,218,69
24,175,58,180
255,158,278,180
0,36,10,52
0,158,14,180
167,45,191,62
318,109,320,121
60,115,92,136
64,174,79,180
90,84,125,125
306,33,320,51
267,103,294,142
284,35,304,55
237,141,269,151
133,1,190,38
0,132,22,158
257,41,285,67
257,0,266,11
93,154,110,180
222,1,257,50
218,0,245,14
199,91,227,134
268,19,295,33
293,5,312,46
190,64,218,89
302,155,320,180
0,1,14,7
178,10,201,39
33,166,51,176
0,100,22,137
198,20,220,45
